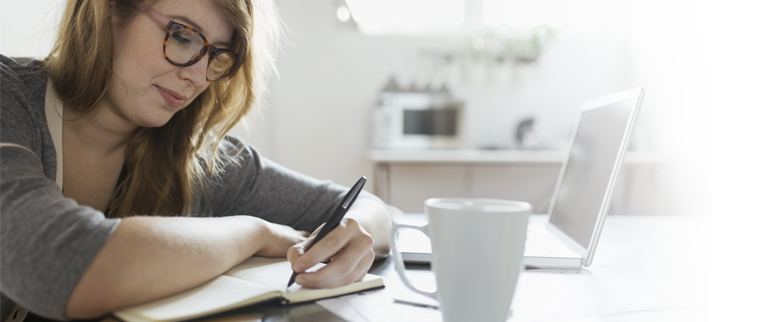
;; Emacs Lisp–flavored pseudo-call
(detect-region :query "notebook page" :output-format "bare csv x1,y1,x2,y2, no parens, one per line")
223,257,294,290
225,257,384,304
114,275,280,322
284,274,384,304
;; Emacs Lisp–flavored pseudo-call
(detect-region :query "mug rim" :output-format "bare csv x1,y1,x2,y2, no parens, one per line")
425,198,532,213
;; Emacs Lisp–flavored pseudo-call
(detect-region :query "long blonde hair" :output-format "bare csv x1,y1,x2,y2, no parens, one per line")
44,0,281,217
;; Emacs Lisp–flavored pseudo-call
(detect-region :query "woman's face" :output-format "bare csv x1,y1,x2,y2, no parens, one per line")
106,0,234,128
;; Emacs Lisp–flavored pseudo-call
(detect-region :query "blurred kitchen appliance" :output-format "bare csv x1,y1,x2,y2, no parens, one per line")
515,117,540,149
373,78,465,149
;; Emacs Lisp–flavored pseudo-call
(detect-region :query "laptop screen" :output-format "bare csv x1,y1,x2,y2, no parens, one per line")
549,98,637,249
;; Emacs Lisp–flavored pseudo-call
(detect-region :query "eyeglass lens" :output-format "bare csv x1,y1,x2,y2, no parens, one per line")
167,29,236,80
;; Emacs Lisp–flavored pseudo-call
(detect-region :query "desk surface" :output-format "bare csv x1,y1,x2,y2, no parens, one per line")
106,215,710,322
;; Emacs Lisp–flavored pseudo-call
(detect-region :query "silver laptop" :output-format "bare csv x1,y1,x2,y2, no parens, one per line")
396,88,645,270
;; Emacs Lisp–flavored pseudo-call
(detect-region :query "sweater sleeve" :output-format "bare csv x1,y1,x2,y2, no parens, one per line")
1,58,121,321
201,136,383,232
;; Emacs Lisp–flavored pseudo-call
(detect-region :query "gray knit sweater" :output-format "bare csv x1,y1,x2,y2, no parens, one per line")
0,55,365,321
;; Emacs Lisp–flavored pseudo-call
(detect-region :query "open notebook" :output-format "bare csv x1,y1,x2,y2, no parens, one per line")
114,257,384,322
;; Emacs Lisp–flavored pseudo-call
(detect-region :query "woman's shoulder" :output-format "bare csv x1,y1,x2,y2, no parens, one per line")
1,54,48,113
217,135,250,154
1,55,44,69
1,55,43,69
210,135,252,167
1,54,46,86
1,54,51,161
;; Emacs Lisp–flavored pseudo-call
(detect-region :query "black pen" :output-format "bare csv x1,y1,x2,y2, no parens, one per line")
287,176,367,287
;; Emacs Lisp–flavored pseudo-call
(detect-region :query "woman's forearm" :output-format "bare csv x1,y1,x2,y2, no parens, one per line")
346,198,393,259
64,215,269,319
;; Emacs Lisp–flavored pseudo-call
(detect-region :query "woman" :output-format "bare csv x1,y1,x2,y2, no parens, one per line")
0,0,391,320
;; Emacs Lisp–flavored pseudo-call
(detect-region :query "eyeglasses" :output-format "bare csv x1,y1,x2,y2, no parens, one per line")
134,1,238,81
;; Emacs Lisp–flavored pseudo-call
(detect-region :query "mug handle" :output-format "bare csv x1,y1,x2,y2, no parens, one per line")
389,223,438,300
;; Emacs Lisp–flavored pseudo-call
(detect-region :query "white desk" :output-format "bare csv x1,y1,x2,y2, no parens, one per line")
320,214,711,322
120,215,710,322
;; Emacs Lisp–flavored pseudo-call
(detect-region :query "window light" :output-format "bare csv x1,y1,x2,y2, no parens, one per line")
484,0,566,28
345,0,465,34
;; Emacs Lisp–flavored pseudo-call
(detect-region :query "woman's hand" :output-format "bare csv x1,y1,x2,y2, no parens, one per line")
286,217,375,288
255,221,309,258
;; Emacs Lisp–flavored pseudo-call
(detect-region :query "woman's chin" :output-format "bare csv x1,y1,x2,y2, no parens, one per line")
137,113,176,128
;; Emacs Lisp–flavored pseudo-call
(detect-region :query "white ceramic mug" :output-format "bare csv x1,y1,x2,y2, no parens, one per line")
390,198,531,322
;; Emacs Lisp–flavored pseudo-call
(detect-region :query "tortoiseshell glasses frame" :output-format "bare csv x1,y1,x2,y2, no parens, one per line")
134,1,239,81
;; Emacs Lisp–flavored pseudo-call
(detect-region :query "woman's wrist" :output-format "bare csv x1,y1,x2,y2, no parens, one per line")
253,218,308,258
251,217,274,256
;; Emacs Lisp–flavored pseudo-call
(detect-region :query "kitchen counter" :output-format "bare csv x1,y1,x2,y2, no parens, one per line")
369,149,671,214
369,149,670,164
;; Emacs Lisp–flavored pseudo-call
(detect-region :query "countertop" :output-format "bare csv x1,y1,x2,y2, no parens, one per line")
369,149,671,164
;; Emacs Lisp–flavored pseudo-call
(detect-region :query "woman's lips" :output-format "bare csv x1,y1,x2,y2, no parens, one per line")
155,85,185,108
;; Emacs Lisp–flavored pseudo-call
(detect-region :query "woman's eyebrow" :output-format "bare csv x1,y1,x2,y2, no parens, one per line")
170,15,231,48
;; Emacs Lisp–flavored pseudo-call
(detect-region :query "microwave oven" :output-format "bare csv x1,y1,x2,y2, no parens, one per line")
373,92,465,149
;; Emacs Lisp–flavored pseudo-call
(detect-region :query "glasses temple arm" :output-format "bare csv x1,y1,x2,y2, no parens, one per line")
133,1,171,26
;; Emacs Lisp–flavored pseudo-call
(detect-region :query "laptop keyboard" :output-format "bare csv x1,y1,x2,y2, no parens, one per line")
525,233,552,252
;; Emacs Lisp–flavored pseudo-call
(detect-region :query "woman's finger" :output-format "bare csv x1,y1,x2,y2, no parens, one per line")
295,228,375,287
296,247,374,289
292,220,360,273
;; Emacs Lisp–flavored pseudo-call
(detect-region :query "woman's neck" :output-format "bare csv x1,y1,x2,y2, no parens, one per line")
63,104,139,155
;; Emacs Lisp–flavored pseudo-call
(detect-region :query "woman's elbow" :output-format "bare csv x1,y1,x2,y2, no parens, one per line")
64,286,122,320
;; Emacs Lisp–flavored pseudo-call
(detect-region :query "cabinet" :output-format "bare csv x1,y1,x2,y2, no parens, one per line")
371,150,667,215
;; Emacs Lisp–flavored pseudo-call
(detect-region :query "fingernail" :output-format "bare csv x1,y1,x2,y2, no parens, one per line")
295,262,304,272
296,275,304,285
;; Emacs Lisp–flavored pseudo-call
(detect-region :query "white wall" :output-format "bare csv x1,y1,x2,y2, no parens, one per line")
0,0,695,195
695,1,784,319
251,0,641,190
623,0,711,216
0,0,62,57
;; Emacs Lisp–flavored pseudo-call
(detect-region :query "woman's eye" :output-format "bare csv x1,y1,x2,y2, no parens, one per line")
172,33,192,45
